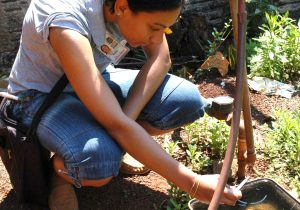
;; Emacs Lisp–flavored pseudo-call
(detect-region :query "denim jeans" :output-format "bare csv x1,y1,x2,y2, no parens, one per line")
6,66,206,186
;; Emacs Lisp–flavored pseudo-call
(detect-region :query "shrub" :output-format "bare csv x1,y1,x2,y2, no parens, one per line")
249,12,300,88
163,115,230,209
264,110,300,196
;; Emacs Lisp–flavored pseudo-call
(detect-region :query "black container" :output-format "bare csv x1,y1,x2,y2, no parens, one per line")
188,178,300,210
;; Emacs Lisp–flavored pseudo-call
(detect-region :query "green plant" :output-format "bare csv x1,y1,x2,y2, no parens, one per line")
166,141,179,157
202,19,237,72
186,144,200,161
246,39,260,69
182,115,230,165
164,182,190,210
249,12,300,88
264,109,300,196
246,0,278,37
166,198,188,210
164,115,230,209
172,66,196,83
207,120,230,159
227,44,237,72
186,144,209,171
197,115,230,159
207,20,232,56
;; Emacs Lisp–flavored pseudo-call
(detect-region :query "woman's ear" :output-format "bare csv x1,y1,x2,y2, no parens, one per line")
114,0,129,16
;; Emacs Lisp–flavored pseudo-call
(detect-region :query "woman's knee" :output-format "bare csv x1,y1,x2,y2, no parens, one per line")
81,176,113,187
174,80,206,114
151,79,206,130
50,133,123,187
38,116,123,186
52,155,115,187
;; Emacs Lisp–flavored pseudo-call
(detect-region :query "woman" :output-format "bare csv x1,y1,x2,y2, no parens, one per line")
6,0,242,209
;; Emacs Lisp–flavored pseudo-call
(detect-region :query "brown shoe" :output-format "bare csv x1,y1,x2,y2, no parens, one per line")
49,173,79,210
120,153,150,175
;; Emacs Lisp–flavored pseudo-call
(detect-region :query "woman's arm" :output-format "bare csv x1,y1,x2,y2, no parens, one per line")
122,34,171,120
49,28,241,205
49,26,192,190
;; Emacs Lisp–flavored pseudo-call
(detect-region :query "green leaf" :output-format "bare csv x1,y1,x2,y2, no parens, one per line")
268,51,275,60
254,8,261,15
279,55,288,63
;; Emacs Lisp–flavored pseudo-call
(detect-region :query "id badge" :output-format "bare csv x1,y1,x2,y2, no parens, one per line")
97,31,129,65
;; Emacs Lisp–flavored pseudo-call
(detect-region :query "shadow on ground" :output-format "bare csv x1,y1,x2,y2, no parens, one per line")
0,173,169,210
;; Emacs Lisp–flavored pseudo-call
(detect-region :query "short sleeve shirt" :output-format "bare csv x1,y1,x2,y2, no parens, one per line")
8,0,122,93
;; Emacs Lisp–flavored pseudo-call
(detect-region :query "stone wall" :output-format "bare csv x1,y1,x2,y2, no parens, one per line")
167,0,300,60
0,0,30,73
274,0,300,19
167,0,230,59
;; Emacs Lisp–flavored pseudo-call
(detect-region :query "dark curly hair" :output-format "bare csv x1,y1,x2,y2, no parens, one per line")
104,0,185,13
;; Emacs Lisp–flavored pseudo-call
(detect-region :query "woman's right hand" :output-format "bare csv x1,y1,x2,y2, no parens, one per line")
191,174,242,206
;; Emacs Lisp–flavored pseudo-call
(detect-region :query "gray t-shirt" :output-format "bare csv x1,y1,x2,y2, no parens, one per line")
8,0,123,93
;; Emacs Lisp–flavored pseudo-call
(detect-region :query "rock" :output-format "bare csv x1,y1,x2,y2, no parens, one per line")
0,77,8,91
167,0,230,60
274,0,300,20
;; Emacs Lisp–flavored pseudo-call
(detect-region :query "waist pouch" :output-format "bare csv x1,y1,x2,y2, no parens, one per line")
0,74,68,206
0,98,50,206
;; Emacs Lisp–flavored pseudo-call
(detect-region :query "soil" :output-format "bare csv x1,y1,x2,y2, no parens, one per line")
0,69,299,210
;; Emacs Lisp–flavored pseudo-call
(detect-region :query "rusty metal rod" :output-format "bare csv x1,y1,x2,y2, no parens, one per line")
242,77,256,164
207,0,247,209
237,118,247,177
230,0,256,167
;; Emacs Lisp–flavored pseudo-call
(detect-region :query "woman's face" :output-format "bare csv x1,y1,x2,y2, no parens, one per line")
116,7,181,47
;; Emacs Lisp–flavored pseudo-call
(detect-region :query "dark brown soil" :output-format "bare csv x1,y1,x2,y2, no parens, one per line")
1,70,299,210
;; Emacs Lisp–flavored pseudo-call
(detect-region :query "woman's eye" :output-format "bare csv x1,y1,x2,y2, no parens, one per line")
151,27,161,32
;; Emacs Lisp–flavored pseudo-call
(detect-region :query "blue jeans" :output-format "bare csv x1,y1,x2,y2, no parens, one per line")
6,66,206,186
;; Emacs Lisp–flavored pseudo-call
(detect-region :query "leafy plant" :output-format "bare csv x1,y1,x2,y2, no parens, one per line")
172,66,196,83
263,109,300,196
194,115,230,160
246,0,278,37
201,19,237,72
164,182,190,210
201,1,278,74
249,12,300,88
246,39,260,70
186,144,209,171
207,20,233,56
186,144,200,161
163,115,230,209
207,119,230,159
165,141,179,157
227,44,237,72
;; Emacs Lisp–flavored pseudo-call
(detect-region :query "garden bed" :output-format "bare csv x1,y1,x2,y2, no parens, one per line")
0,71,299,210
